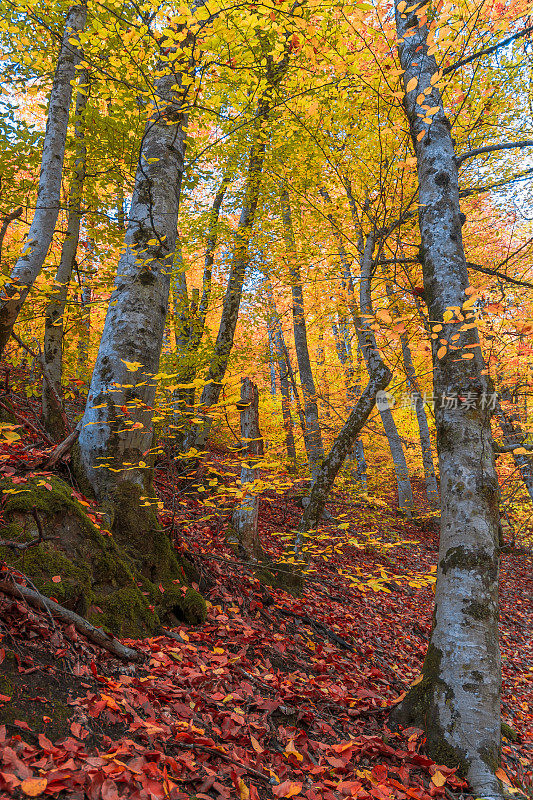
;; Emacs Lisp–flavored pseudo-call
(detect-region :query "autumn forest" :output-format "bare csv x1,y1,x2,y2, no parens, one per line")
0,0,532,798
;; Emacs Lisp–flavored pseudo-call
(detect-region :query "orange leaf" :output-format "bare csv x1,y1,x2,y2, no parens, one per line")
431,771,446,787
495,768,512,786
406,77,417,92
250,734,264,753
273,780,303,798
21,777,47,797
51,575,61,583
436,346,447,359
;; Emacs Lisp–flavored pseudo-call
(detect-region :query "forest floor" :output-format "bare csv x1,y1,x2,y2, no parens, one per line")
0,430,532,799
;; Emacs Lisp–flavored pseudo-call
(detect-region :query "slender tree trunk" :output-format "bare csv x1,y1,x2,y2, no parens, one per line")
321,187,413,513
173,176,229,447
194,149,264,447
193,57,289,448
0,207,22,264
76,40,191,504
76,276,91,378
391,5,502,796
43,68,89,440
385,283,439,508
231,377,264,558
0,3,87,355
267,328,277,396
331,318,368,490
280,186,324,478
299,235,391,538
495,401,533,504
265,285,297,470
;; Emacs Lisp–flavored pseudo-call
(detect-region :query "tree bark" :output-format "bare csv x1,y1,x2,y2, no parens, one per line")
76,37,191,503
264,283,297,470
0,207,22,264
193,56,290,449
385,283,439,509
280,186,324,478
495,401,533,504
331,318,368,490
321,187,412,512
43,68,89,441
390,5,502,797
0,3,87,355
298,234,392,538
231,377,264,558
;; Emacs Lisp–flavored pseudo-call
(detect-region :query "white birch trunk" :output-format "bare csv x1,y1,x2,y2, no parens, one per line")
77,51,190,502
391,5,502,796
43,69,89,440
0,3,87,355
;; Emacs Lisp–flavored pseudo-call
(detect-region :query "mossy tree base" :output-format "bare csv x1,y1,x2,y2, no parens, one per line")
255,561,304,597
0,475,206,637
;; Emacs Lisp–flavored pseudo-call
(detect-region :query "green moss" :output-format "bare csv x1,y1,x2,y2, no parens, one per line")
441,546,497,582
159,585,207,625
91,583,160,638
501,723,518,743
0,474,207,637
389,644,470,776
255,561,304,597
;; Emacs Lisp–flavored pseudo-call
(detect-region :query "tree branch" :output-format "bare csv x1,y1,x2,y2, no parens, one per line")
456,140,533,166
459,166,533,197
0,578,142,661
443,24,533,75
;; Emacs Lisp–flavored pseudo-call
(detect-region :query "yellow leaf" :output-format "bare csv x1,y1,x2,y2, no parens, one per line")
121,359,143,371
431,771,447,787
397,0,406,9
406,77,418,92
251,735,264,753
21,778,48,797
238,778,250,800
417,130,426,140
436,346,447,359
410,674,424,687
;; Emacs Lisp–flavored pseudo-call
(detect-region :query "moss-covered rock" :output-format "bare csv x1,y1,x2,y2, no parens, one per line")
0,475,206,636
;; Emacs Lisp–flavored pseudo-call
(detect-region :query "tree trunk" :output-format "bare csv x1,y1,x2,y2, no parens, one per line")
193,56,289,449
172,176,229,448
0,3,87,355
280,186,324,478
321,187,412,513
76,41,191,505
193,149,265,448
391,5,502,796
43,68,89,441
299,235,392,538
76,277,91,379
385,283,439,508
331,318,368,490
0,207,22,264
230,377,264,558
265,285,297,471
495,401,533,504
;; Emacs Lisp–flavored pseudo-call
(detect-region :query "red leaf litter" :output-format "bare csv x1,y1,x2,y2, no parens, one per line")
0,479,531,800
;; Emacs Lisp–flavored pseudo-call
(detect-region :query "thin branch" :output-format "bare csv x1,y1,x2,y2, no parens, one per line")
459,166,533,197
443,24,533,75
456,140,533,166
